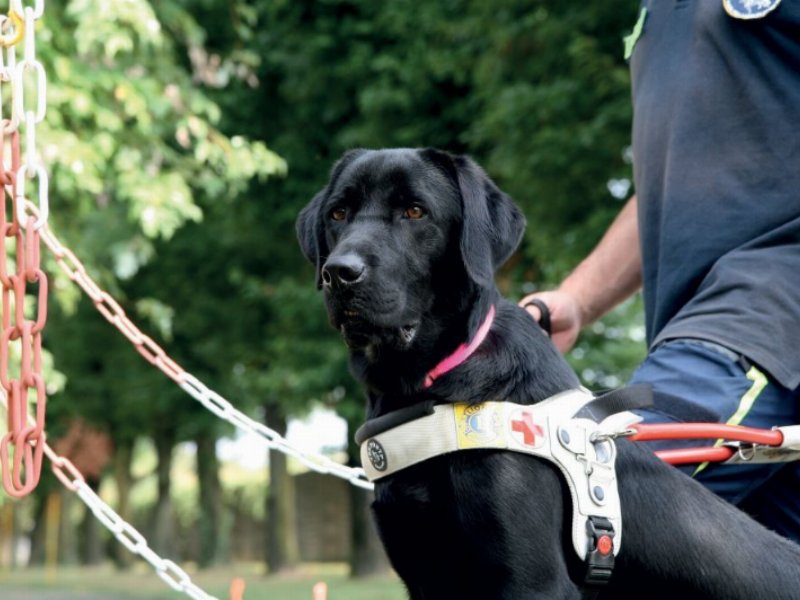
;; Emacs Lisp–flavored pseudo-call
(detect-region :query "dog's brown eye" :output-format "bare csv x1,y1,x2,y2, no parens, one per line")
404,205,426,220
330,207,347,221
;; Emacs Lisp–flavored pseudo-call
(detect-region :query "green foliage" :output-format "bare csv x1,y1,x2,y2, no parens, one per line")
568,297,647,391
44,0,285,247
38,0,286,447
6,0,642,525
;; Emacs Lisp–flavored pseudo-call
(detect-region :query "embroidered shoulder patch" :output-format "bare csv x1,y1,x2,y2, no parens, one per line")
455,403,505,449
723,0,781,19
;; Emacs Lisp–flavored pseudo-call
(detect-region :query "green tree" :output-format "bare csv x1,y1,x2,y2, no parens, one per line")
32,0,284,567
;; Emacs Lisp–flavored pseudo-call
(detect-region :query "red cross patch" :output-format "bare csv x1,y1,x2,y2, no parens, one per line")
510,409,545,449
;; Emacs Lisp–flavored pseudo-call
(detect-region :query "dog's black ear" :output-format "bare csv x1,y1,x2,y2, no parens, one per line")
296,189,328,288
297,149,368,288
421,149,525,288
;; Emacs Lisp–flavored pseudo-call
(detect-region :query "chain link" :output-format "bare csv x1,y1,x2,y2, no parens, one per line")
72,475,218,600
0,389,219,600
9,1,42,20
0,10,23,50
0,0,49,497
179,374,373,490
28,200,374,490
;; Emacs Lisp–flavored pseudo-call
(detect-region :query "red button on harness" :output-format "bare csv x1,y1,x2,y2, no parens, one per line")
597,534,613,556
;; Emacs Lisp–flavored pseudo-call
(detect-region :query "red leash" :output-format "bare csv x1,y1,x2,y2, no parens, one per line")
628,423,785,465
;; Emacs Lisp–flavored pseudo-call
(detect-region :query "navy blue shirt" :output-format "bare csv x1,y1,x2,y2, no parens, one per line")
630,1,800,389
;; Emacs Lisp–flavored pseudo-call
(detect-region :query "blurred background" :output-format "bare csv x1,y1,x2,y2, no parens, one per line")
0,0,643,597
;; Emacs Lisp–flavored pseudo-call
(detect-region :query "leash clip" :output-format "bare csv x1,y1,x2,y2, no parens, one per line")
735,442,756,462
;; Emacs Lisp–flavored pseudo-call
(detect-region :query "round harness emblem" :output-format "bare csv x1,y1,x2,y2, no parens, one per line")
366,439,387,472
723,0,781,20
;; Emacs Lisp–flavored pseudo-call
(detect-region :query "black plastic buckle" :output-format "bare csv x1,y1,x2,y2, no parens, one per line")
584,515,615,586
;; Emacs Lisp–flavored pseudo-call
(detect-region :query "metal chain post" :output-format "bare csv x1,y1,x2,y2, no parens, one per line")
0,0,49,498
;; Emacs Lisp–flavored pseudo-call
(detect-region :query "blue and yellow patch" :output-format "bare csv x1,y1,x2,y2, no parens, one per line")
455,403,505,449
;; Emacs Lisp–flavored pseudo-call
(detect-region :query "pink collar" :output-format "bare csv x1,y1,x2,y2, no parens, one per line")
424,305,496,388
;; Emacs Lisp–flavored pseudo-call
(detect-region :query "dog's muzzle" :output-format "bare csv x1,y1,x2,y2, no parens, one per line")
322,254,420,350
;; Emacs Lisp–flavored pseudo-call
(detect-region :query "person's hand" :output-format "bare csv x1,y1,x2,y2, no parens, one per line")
518,290,583,354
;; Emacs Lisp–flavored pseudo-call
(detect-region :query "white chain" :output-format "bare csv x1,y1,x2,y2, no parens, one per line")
0,12,18,132
28,197,376,492
10,1,43,20
0,389,218,600
73,480,217,600
11,0,48,230
179,373,374,490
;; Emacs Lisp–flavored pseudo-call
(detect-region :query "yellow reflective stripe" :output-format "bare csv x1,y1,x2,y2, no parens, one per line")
624,8,647,60
692,365,769,477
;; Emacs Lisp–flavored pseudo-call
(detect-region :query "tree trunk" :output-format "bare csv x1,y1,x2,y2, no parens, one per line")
196,431,225,568
11,498,24,567
58,488,79,565
27,491,47,566
113,439,134,570
264,403,300,573
345,412,391,577
79,477,104,565
151,429,176,558
0,502,12,567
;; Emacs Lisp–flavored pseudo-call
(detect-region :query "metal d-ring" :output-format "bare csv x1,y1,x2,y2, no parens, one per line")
737,443,756,462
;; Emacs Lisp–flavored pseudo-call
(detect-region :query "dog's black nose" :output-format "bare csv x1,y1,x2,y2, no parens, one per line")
322,254,366,288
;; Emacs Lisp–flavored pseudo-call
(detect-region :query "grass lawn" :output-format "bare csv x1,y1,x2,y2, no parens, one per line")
0,563,408,600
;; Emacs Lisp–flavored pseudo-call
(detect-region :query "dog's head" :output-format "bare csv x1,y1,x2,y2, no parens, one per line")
297,148,525,353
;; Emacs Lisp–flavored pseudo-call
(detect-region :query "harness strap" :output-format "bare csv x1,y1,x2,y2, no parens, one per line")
359,388,643,567
354,401,435,446
573,384,653,422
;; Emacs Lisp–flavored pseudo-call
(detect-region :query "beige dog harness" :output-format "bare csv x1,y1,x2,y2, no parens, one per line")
359,388,643,580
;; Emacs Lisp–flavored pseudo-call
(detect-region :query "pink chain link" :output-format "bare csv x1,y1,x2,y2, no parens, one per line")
0,125,48,498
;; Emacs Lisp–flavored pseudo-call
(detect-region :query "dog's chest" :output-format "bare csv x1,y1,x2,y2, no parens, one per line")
371,450,570,590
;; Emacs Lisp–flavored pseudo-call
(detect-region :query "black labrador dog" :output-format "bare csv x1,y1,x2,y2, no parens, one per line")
297,148,800,599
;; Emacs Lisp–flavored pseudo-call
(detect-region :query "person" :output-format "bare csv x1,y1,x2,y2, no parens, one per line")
520,0,800,542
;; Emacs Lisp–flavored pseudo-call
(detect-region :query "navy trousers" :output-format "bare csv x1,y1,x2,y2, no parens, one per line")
629,338,800,542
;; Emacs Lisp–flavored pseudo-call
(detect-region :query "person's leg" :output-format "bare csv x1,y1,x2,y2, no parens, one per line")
628,338,800,542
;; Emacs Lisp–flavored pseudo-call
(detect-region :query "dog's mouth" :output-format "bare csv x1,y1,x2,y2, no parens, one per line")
337,312,419,350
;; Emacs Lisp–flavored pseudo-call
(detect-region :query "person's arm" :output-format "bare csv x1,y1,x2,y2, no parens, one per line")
519,195,642,353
